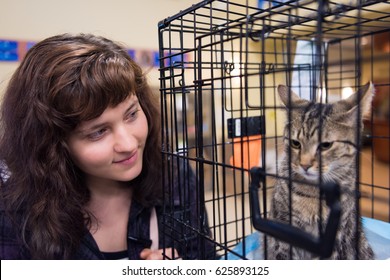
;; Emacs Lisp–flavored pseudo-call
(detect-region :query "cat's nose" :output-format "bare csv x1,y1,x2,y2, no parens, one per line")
301,164,311,171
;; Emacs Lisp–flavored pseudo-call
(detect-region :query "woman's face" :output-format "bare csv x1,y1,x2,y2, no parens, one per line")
66,94,148,186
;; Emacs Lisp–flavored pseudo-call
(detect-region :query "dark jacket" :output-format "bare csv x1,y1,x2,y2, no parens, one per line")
0,162,215,260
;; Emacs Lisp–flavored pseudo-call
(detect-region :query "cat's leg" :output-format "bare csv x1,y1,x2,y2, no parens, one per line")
359,236,374,260
329,220,374,259
265,235,290,259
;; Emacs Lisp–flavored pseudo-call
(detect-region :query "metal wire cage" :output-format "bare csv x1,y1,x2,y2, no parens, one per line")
158,0,390,259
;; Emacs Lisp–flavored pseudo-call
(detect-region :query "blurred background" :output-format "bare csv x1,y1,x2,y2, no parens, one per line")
0,0,201,94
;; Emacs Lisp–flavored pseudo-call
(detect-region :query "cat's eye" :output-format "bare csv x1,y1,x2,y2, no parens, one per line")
319,142,333,151
290,140,301,149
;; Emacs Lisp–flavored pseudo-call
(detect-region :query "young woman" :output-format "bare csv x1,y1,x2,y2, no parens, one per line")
0,34,213,260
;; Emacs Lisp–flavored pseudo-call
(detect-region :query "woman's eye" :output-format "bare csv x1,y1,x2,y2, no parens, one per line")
87,128,107,140
125,109,139,121
290,140,301,149
319,142,333,150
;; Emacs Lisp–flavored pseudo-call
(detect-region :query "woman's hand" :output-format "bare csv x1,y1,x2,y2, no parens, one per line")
140,247,181,260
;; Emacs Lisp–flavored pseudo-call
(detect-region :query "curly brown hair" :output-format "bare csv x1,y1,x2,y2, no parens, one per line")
0,33,161,259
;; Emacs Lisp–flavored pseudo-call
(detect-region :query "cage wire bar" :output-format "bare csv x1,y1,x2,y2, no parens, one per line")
158,0,390,259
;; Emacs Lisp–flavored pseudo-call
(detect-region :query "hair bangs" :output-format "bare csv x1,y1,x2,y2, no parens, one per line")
54,55,136,129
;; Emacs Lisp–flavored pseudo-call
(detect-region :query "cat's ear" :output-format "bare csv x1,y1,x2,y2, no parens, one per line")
333,82,374,118
277,85,310,109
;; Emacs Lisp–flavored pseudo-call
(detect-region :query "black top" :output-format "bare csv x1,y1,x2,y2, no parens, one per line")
0,161,215,260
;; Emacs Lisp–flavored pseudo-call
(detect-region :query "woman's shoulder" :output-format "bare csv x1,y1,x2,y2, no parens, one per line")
0,166,28,259
168,159,196,185
0,205,28,259
163,159,197,204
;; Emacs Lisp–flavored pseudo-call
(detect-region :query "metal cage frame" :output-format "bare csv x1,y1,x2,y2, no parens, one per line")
158,0,390,259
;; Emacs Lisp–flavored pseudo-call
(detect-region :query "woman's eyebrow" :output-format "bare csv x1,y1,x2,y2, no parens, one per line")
124,100,139,115
76,98,140,134
74,114,111,135
76,122,108,135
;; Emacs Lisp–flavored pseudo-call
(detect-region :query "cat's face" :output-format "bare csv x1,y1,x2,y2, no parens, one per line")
278,83,373,184
284,103,358,183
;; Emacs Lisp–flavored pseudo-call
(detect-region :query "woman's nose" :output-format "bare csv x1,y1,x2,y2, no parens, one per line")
113,126,137,152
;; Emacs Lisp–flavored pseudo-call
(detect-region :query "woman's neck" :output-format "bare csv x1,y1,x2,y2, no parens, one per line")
86,178,133,221
85,178,133,253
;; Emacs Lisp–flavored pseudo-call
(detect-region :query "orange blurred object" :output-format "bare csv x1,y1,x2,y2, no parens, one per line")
229,135,262,170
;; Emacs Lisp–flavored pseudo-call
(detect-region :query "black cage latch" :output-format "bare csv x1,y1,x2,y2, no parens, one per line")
249,167,341,258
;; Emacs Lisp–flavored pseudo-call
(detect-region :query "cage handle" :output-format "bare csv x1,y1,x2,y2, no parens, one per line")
249,167,341,258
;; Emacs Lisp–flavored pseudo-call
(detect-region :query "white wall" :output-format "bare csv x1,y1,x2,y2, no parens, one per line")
0,0,202,94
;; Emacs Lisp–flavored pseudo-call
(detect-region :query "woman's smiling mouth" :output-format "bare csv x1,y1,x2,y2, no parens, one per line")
114,152,138,165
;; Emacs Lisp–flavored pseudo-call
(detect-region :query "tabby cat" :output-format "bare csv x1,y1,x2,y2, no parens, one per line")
267,83,374,259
